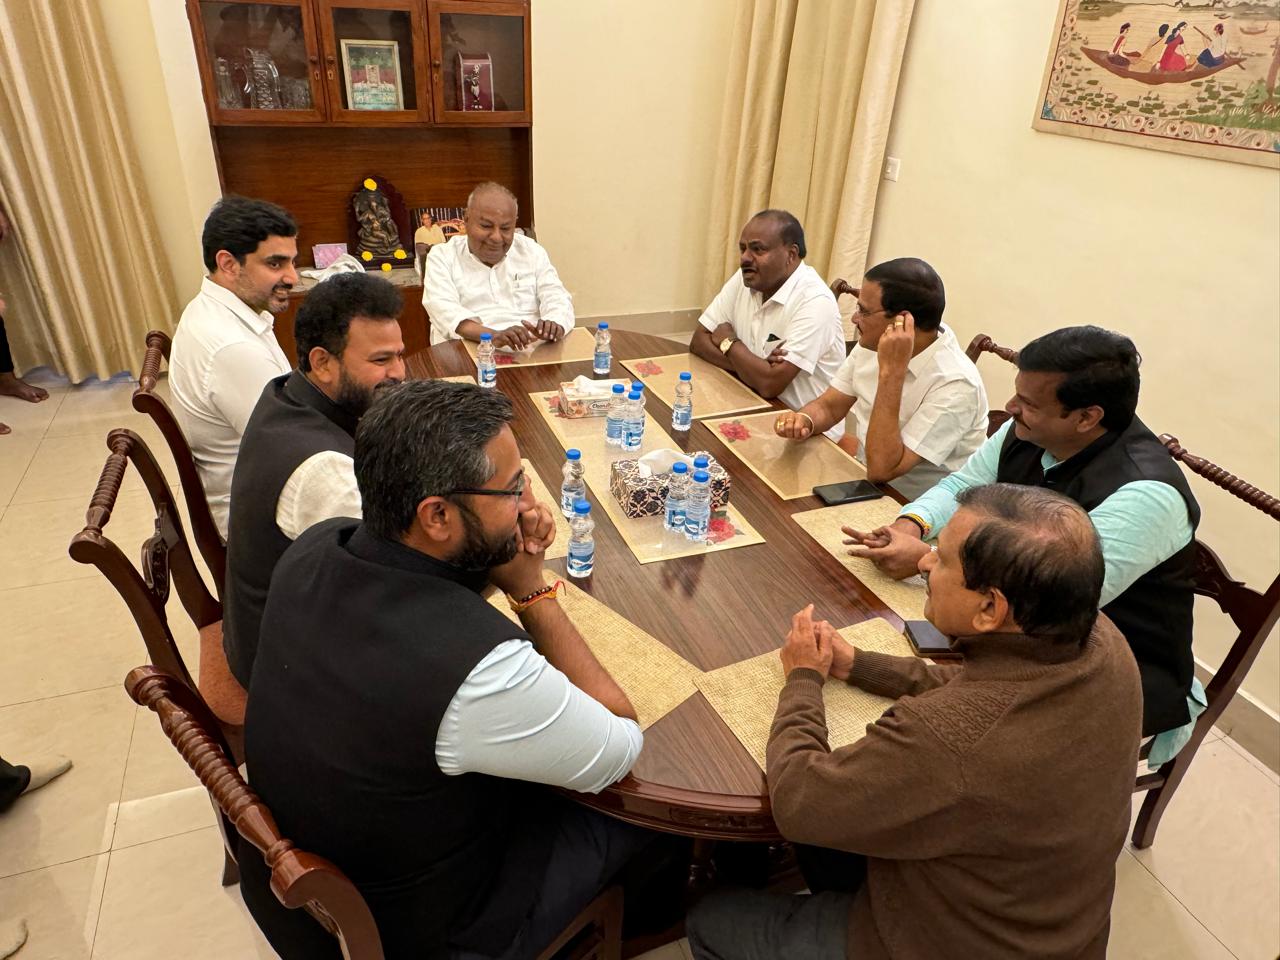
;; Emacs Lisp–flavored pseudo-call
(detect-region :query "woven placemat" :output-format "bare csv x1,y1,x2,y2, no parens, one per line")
529,391,765,564
520,459,569,560
463,327,597,368
439,374,476,384
791,498,928,622
620,354,772,419
488,571,701,729
695,618,907,772
704,410,866,500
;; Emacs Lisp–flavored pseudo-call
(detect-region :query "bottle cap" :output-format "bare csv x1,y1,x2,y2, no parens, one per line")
679,371,692,381
611,383,625,394
633,382,646,392
671,461,689,474
597,322,609,330
693,470,710,483
479,333,492,342
573,500,592,515
628,390,642,400
694,454,710,468
566,449,581,461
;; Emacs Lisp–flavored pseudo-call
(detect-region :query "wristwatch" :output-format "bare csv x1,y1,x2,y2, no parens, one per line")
719,335,737,355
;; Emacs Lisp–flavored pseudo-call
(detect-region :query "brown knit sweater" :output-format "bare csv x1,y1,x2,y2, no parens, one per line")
766,616,1142,960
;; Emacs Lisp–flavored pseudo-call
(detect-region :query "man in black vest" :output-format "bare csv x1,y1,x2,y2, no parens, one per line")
844,326,1200,740
222,271,406,688
241,380,648,959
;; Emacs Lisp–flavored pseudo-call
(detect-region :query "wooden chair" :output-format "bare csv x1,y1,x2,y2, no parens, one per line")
1131,435,1280,848
964,333,1019,437
127,664,626,960
134,330,227,598
67,428,247,744
829,278,858,346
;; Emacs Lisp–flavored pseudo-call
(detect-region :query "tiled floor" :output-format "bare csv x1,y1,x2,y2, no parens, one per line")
1,372,1277,960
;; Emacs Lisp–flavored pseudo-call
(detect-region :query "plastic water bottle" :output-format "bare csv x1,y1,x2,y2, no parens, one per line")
560,449,585,517
604,383,626,447
665,461,690,532
567,501,595,578
622,389,645,452
477,333,496,389
593,323,612,375
684,469,712,543
672,371,693,431
693,454,710,472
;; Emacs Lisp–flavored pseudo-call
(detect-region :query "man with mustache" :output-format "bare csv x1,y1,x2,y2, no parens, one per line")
691,210,845,435
423,181,575,349
170,196,299,536
221,271,405,690
688,484,1143,960
241,380,647,959
844,326,1201,751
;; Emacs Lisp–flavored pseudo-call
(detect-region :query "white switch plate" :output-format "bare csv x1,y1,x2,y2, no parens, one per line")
883,156,901,181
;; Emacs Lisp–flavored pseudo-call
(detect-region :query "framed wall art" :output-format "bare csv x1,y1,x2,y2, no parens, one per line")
1034,0,1280,168
341,38,404,111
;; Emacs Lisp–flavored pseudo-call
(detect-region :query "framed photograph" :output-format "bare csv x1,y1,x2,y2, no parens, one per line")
341,39,404,111
1033,0,1280,169
311,243,348,269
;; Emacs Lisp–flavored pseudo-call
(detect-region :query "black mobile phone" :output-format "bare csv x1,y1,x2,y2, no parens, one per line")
812,479,881,506
904,620,961,659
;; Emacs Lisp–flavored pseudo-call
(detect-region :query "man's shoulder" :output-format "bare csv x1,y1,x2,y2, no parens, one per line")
782,265,840,320
924,327,985,385
511,232,554,265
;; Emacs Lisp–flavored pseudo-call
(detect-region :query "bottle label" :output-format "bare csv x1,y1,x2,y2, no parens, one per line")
605,416,623,442
479,365,496,388
684,505,710,542
664,502,686,532
672,405,692,429
567,540,594,577
593,351,611,374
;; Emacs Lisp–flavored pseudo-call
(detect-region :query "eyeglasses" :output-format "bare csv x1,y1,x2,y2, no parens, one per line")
853,302,887,318
448,470,527,499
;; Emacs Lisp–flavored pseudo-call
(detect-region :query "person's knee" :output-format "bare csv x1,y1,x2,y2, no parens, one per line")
686,890,749,960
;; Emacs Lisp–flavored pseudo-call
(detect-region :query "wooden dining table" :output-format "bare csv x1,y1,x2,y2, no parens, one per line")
406,328,905,843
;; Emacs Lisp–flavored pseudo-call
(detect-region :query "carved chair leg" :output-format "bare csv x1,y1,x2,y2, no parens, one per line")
220,845,240,887
1132,754,1192,849
686,838,716,902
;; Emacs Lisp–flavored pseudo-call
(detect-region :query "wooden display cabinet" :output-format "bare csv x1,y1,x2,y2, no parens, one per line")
428,0,531,126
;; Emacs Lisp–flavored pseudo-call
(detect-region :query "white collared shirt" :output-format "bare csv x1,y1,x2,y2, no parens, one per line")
830,323,989,499
698,264,846,436
169,277,292,535
423,234,575,345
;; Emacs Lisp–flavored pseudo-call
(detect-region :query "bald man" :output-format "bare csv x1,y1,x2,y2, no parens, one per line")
423,182,575,349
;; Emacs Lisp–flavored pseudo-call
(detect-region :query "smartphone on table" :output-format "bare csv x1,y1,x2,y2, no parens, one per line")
812,479,881,506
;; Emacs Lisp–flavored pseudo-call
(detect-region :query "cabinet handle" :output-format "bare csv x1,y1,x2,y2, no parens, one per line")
432,58,441,69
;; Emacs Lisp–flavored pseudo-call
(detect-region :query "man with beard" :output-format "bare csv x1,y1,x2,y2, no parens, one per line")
221,270,405,690
241,380,646,959
170,196,300,535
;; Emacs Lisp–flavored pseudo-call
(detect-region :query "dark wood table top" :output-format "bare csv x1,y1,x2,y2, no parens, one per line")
407,329,903,841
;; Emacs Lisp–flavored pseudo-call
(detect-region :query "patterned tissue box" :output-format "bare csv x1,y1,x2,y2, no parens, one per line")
556,379,631,418
608,451,731,518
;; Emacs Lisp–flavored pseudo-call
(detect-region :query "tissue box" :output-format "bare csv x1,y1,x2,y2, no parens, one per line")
608,451,731,518
557,379,630,418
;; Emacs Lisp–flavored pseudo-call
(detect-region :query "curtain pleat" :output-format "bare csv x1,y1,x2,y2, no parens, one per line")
0,0,179,382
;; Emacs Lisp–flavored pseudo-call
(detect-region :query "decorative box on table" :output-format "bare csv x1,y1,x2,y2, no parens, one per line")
609,452,731,519
557,379,630,418
456,52,495,111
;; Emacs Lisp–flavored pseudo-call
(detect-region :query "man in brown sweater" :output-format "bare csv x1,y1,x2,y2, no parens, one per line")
687,483,1143,960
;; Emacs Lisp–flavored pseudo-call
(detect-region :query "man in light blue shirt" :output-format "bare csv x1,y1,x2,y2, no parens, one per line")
844,326,1202,753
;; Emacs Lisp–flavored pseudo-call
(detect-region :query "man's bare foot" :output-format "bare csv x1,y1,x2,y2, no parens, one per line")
0,372,47,404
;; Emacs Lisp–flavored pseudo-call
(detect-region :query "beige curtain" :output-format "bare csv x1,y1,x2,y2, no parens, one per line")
703,0,915,305
0,0,179,382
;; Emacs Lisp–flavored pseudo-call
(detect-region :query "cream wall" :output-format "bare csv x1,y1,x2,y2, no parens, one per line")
530,0,736,321
869,0,1280,714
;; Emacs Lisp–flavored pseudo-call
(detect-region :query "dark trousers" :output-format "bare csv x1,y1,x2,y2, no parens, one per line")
0,313,14,374
0,754,31,812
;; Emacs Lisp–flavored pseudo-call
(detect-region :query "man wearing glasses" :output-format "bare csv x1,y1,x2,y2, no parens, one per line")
773,258,988,499
241,379,649,959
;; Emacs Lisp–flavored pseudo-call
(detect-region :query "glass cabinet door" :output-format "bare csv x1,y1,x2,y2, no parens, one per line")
427,0,530,125
193,0,326,123
316,0,431,123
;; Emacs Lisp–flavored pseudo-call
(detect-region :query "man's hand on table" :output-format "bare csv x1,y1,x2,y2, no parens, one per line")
780,604,833,679
488,325,534,351
523,319,564,343
489,500,556,598
774,410,813,441
842,518,932,580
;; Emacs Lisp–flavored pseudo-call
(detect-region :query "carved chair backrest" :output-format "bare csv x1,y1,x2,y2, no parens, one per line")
68,429,221,693
126,666,384,960
134,330,227,597
964,334,1019,437
1160,434,1280,723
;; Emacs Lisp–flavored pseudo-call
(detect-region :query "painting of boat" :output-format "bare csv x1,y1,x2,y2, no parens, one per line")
1239,23,1271,35
1080,45,1245,84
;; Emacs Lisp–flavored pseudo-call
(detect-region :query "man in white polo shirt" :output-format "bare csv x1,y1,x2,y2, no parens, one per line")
423,182,574,349
774,258,987,499
169,197,298,536
691,210,845,437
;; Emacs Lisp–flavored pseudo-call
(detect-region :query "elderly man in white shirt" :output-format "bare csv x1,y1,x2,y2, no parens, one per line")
775,258,988,499
423,181,575,349
169,197,299,535
691,210,846,437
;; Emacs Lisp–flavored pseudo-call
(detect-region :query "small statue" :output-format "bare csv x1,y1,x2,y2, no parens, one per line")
466,64,482,109
352,185,402,258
